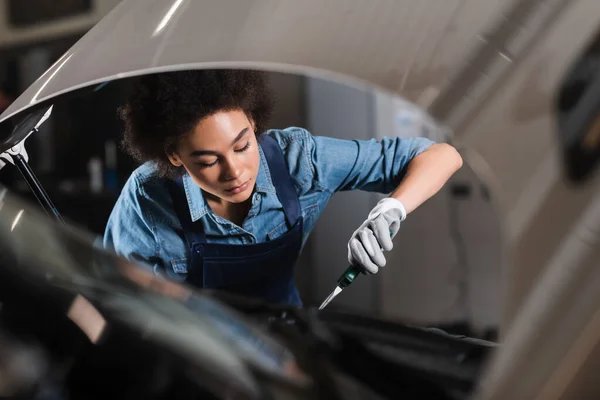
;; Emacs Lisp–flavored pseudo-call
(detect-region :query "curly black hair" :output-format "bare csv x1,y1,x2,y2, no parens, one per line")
119,69,274,179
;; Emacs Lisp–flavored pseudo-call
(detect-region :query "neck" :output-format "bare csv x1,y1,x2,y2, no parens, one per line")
203,191,251,227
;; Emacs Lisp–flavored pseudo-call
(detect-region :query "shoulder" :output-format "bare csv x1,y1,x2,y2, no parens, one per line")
262,127,319,190
263,126,313,148
121,162,168,198
105,162,177,246
262,126,326,170
127,161,163,190
113,162,174,220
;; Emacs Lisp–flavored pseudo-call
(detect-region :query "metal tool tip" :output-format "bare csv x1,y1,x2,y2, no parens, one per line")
318,286,342,310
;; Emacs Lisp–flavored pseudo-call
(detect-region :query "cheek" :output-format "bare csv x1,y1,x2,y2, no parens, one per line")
246,145,261,173
186,166,221,188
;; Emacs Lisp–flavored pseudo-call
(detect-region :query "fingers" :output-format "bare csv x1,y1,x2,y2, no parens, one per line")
370,215,393,251
349,226,388,274
348,209,403,274
358,229,386,267
349,237,379,274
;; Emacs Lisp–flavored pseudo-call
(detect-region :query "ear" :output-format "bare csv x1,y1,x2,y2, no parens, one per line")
167,152,183,167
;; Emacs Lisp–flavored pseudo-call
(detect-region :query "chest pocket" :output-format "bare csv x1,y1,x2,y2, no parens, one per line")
267,203,319,241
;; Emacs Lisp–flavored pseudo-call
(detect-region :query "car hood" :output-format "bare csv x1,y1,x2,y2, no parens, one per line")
0,0,419,131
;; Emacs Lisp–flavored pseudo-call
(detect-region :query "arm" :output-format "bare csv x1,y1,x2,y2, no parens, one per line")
103,174,163,273
341,137,462,274
269,127,461,273
389,143,463,214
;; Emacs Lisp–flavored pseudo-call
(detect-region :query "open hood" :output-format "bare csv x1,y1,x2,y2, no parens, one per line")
0,0,440,130
5,1,600,398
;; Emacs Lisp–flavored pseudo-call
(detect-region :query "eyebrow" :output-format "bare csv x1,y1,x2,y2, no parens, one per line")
189,127,249,157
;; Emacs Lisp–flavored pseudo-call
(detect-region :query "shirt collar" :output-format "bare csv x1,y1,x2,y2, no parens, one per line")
254,143,276,195
182,142,277,222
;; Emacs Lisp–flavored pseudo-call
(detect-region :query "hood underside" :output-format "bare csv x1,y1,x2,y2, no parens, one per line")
0,0,488,130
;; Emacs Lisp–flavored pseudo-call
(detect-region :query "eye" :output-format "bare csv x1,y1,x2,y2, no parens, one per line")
235,141,251,153
197,159,219,168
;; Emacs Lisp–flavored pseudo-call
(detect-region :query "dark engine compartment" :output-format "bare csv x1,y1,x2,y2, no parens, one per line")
0,248,496,400
206,291,496,400
0,173,496,400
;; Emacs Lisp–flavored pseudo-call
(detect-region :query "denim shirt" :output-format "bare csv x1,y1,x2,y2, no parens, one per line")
103,127,435,281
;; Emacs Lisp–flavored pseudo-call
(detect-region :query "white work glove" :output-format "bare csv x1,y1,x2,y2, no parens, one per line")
347,197,407,274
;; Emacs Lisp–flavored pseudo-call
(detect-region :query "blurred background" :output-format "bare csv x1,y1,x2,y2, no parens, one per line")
0,0,598,347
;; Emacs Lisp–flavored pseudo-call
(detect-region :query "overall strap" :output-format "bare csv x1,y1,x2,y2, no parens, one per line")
259,135,301,227
166,177,206,246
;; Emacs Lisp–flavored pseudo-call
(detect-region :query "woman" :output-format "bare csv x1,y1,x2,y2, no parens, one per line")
104,69,463,306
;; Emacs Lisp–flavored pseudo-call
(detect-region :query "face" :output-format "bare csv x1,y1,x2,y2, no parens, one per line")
168,109,260,204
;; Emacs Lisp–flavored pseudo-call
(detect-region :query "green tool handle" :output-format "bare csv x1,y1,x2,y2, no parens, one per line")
337,264,363,288
338,231,393,288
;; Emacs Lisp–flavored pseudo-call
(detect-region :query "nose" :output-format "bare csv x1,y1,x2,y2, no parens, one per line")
222,157,242,181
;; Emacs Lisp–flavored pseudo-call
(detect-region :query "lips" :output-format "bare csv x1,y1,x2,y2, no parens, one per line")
226,179,250,195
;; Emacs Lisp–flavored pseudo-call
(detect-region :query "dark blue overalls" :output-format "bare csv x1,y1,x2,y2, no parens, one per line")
168,135,303,306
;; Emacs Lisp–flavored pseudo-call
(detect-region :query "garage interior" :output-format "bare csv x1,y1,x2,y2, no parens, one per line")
0,1,599,399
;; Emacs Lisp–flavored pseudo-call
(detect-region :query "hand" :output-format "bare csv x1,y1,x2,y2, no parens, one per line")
347,197,406,274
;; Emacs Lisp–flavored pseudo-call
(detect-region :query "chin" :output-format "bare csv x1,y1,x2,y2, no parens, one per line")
225,191,252,203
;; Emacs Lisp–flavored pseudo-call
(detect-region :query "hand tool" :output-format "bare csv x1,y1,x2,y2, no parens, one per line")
318,231,393,310
318,264,363,310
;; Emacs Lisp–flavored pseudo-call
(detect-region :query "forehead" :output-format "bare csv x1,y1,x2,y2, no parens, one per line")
184,110,251,147
196,110,249,131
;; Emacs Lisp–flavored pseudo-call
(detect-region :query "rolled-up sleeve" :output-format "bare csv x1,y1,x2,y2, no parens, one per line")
308,134,435,194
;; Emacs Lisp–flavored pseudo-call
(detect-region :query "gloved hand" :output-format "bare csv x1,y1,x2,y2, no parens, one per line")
347,197,407,274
